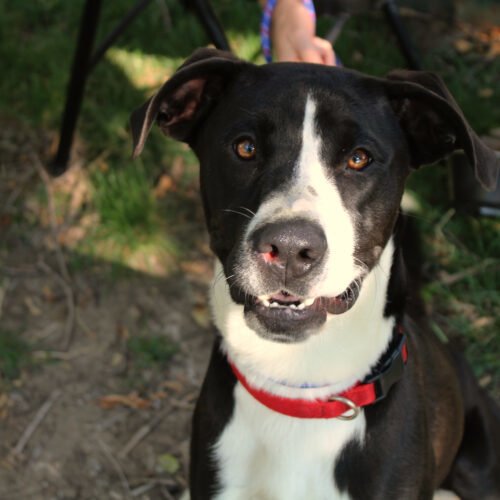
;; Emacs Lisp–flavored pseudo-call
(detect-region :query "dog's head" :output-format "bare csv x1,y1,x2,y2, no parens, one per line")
131,49,498,344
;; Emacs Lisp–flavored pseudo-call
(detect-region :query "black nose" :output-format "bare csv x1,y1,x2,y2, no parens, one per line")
251,219,327,282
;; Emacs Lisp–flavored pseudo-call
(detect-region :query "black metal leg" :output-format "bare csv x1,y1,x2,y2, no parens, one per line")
382,0,423,71
88,0,154,71
187,0,231,51
51,0,230,175
51,0,102,175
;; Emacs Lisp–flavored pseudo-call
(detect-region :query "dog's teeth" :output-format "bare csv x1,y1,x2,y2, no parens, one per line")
296,302,305,310
258,295,272,307
303,298,315,306
290,304,297,309
270,302,279,308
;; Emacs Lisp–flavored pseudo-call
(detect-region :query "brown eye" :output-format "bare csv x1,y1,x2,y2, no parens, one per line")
348,149,371,170
235,138,256,160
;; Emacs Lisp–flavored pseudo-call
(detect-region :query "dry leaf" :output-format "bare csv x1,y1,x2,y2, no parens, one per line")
478,88,493,98
42,285,55,302
179,260,213,284
115,324,129,339
149,391,167,400
110,352,124,368
153,173,175,198
191,304,211,329
98,392,151,410
0,214,12,227
454,38,473,53
472,316,494,328
24,296,41,315
163,380,185,393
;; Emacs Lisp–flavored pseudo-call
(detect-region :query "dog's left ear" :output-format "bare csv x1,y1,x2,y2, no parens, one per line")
385,70,499,191
130,48,248,158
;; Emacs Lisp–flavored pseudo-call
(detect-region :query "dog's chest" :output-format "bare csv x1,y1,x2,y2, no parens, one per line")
213,384,365,500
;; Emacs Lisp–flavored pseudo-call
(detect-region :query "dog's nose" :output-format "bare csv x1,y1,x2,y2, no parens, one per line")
252,219,327,281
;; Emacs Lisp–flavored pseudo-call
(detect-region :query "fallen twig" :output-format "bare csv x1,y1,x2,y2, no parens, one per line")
119,407,172,459
31,151,70,283
2,167,37,212
10,389,62,459
0,265,39,277
97,438,131,498
32,346,93,361
433,258,499,287
130,482,156,497
29,146,76,350
38,260,75,351
76,311,96,337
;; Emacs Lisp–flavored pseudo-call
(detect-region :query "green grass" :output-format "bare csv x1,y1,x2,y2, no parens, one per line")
0,329,30,383
92,160,158,241
0,1,498,389
128,334,178,368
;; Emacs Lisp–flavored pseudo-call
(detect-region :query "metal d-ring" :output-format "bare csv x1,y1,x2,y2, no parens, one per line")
328,395,360,420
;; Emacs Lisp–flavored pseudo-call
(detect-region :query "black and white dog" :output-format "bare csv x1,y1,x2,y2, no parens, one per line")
131,49,500,499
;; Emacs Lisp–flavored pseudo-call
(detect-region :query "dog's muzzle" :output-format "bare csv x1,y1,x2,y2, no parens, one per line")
238,218,363,342
251,218,328,286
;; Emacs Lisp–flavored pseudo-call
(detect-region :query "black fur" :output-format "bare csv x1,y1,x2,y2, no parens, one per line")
131,49,500,499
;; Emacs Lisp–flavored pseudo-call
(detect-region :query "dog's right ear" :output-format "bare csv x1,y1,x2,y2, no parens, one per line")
385,70,499,191
130,48,247,158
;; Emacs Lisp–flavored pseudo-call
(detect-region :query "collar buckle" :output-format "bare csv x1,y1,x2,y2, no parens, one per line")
328,395,360,420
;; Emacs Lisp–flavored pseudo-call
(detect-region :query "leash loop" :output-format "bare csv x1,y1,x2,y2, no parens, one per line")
328,395,360,420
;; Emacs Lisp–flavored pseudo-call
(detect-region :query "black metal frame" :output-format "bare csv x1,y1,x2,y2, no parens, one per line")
50,0,420,175
382,0,422,71
50,0,229,175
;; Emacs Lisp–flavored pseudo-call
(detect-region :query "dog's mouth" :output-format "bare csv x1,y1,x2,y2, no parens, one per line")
243,279,363,342
255,286,360,314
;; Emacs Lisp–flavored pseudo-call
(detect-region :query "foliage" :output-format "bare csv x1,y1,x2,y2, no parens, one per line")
0,329,30,382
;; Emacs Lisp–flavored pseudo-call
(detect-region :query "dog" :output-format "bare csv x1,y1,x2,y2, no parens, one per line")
130,48,500,499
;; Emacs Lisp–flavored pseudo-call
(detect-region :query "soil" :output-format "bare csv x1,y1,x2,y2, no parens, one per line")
0,122,213,499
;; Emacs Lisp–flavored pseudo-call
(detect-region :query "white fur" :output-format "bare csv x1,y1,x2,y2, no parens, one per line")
240,97,359,300
213,384,365,500
208,95,396,498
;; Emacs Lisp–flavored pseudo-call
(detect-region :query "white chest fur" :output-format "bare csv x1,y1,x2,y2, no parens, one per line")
206,94,395,499
213,384,364,500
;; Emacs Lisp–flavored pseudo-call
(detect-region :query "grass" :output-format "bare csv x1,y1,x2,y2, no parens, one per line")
128,334,178,368
126,333,179,390
0,329,30,384
0,1,498,389
92,160,159,241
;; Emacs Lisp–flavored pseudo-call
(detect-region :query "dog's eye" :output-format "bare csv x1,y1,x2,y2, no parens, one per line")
234,138,256,160
348,149,371,170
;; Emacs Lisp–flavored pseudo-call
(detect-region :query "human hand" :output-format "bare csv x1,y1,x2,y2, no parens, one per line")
271,0,336,65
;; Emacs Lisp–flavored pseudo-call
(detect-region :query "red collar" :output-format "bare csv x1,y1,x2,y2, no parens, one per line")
230,329,408,420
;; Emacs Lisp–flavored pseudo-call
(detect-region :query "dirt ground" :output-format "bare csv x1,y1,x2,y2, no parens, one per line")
0,122,215,499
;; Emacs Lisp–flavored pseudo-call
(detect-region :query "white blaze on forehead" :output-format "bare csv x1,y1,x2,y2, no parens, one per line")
244,94,358,298
296,96,358,297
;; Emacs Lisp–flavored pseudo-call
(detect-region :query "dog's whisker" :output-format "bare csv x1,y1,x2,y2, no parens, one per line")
238,206,256,217
221,208,252,220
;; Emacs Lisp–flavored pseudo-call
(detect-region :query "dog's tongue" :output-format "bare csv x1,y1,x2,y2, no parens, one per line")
317,296,348,314
271,291,301,304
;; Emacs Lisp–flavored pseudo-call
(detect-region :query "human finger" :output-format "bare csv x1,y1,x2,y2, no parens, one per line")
312,37,336,66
